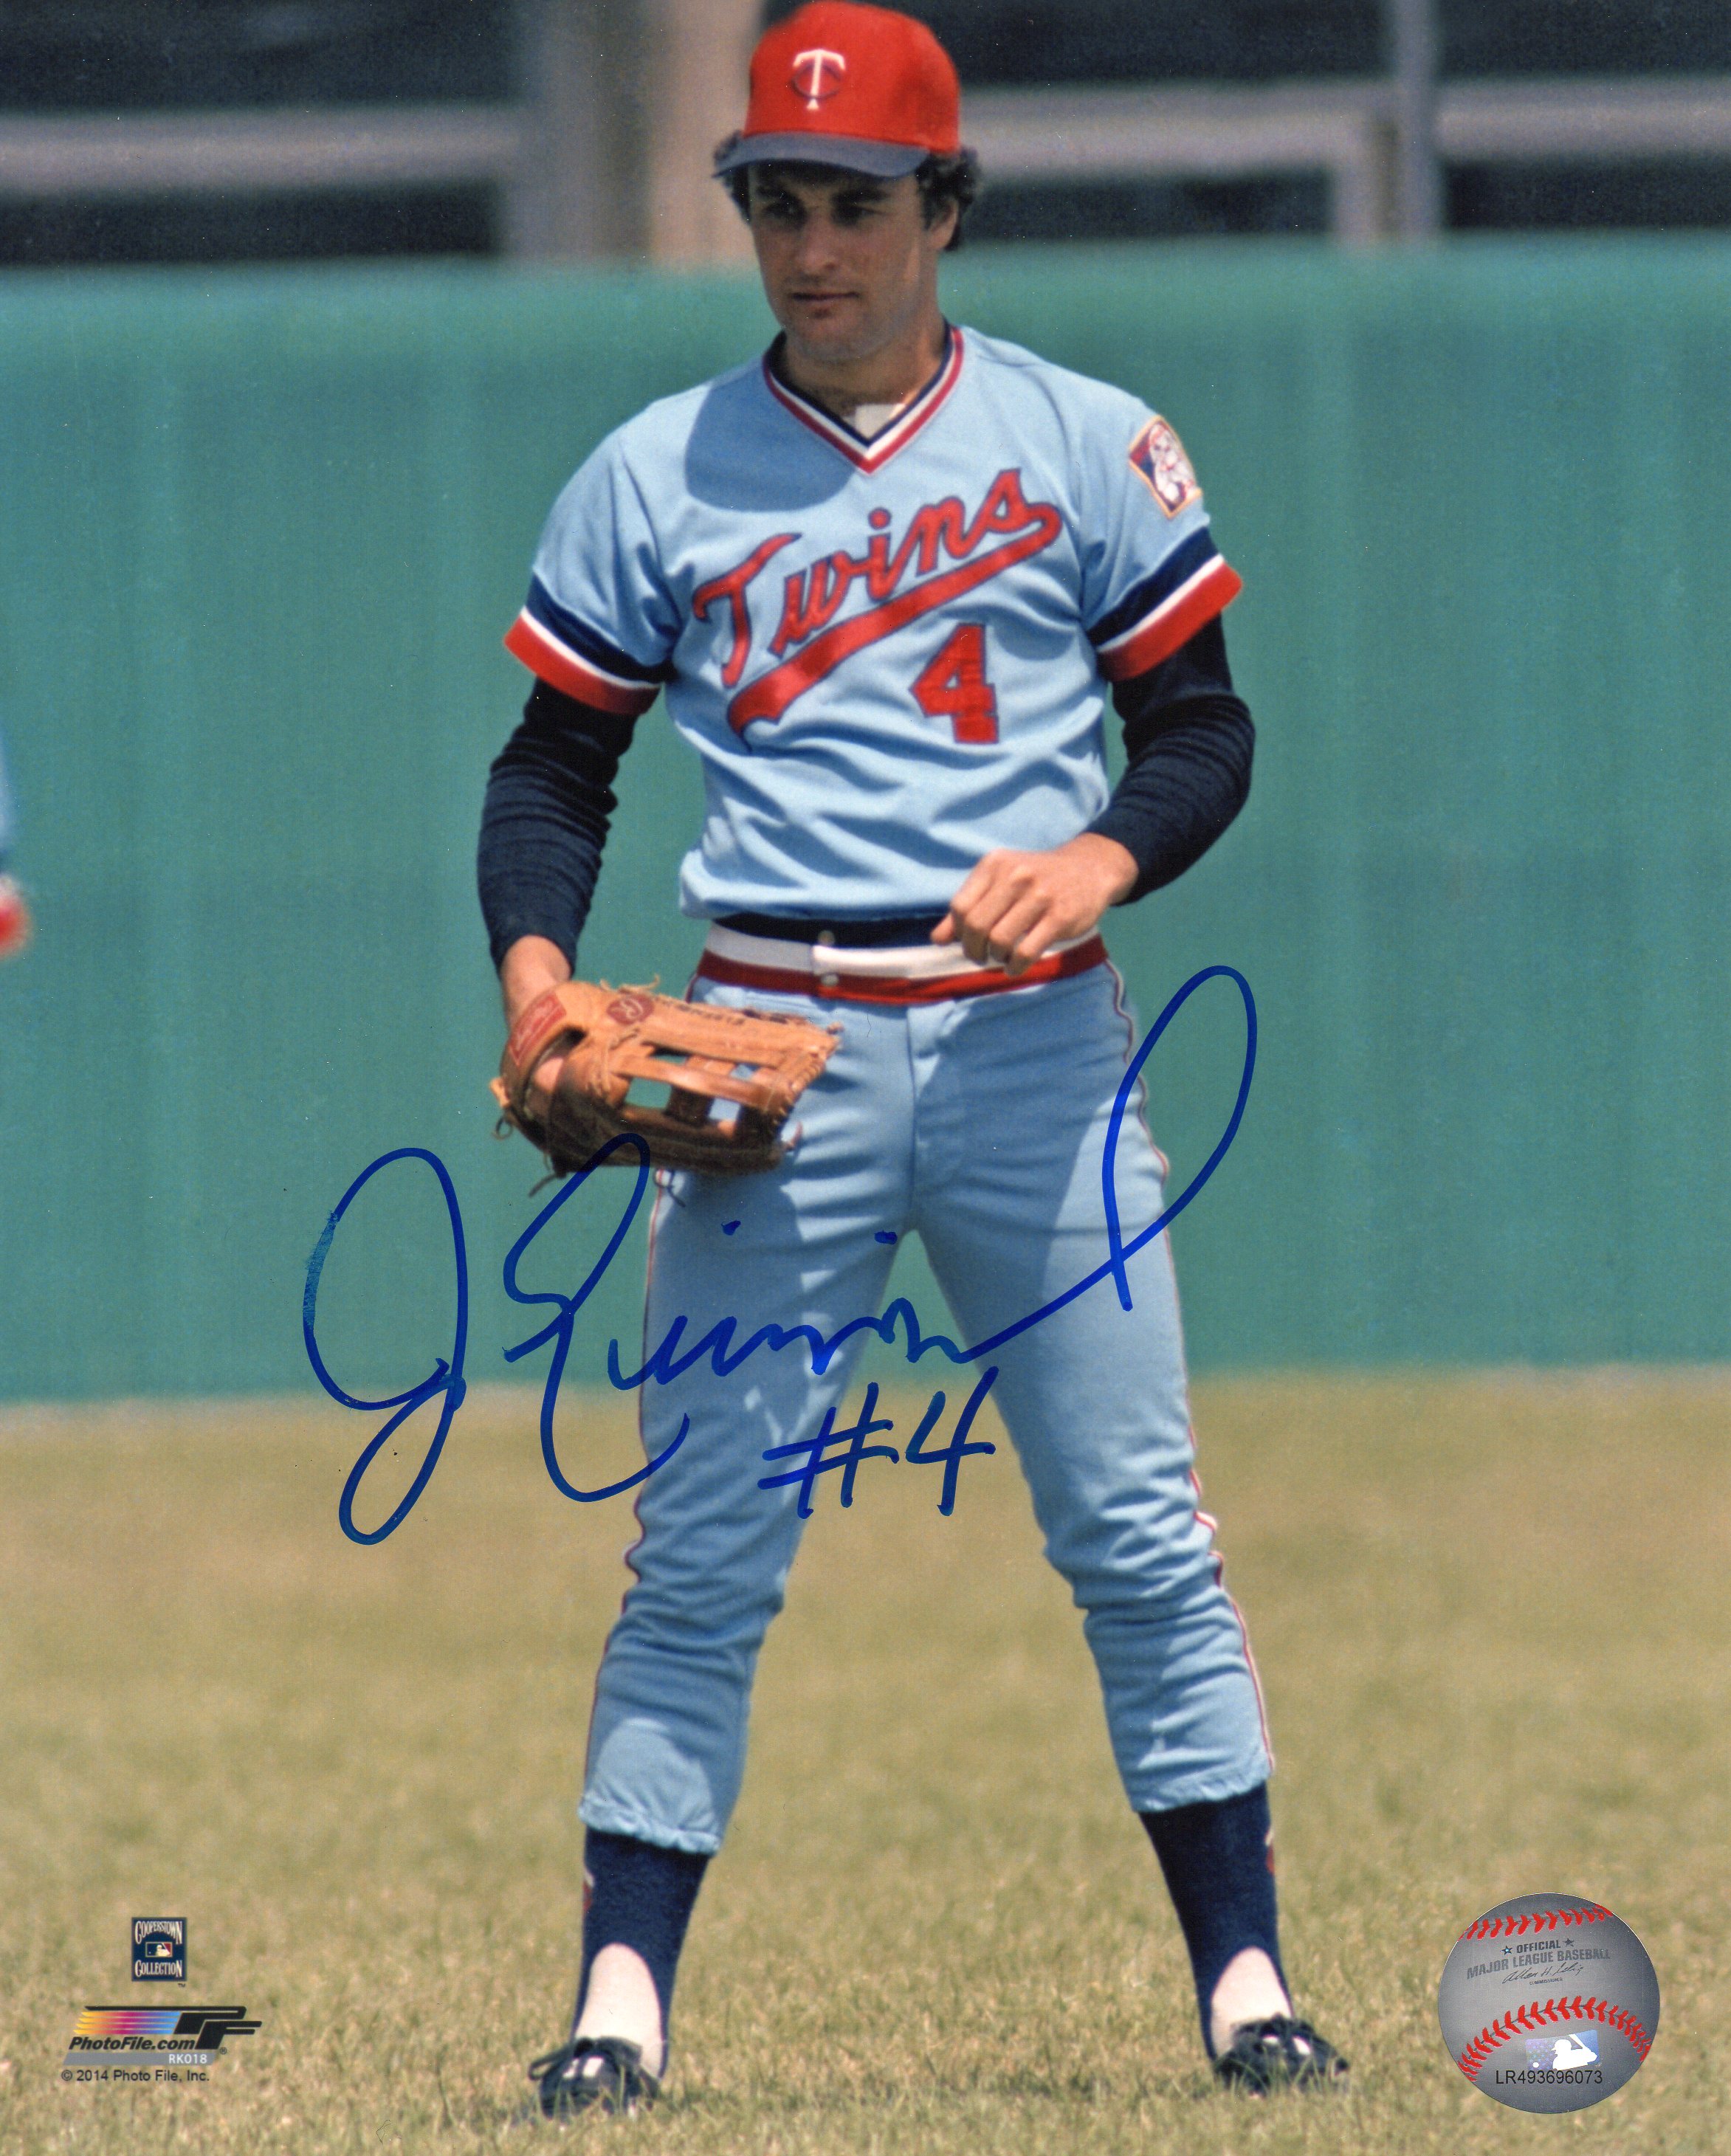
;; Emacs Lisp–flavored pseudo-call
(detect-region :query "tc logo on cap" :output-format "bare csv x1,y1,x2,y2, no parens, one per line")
716,4,963,178
791,47,847,108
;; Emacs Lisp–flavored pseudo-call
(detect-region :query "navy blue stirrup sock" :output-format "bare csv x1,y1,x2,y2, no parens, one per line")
1140,1783,1287,2056
576,1829,709,2054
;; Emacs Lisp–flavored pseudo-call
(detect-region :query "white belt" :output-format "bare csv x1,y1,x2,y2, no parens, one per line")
702,922,1095,981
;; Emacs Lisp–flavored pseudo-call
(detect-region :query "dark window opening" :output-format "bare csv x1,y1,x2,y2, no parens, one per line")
0,1,514,113
967,173,1331,244
0,185,498,268
1448,159,1731,230
1442,2,1731,79
761,1,1731,88
760,0,1383,84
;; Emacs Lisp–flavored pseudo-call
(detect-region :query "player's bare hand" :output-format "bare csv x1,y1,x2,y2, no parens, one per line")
933,834,1138,974
500,934,574,1112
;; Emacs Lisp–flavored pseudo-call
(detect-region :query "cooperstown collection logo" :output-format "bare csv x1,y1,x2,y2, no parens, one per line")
692,468,1062,732
131,1918,186,1983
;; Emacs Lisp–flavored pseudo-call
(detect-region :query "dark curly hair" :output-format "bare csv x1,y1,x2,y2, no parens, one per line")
716,146,981,250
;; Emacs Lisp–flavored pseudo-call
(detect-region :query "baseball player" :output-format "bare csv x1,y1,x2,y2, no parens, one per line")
478,1,1345,2118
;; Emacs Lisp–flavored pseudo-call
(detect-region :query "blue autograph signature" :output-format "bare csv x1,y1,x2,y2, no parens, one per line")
304,965,1255,1545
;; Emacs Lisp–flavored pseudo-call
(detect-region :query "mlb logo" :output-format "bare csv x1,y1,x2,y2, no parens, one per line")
133,1918,186,1983
1527,2030,1597,2070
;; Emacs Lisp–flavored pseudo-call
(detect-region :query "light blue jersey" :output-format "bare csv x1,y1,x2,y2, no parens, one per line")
506,328,1240,921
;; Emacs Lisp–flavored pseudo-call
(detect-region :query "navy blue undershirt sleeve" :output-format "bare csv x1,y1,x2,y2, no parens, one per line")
1086,616,1255,903
477,680,640,969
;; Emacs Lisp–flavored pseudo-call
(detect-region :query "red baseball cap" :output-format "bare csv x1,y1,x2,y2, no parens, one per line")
715,2,962,181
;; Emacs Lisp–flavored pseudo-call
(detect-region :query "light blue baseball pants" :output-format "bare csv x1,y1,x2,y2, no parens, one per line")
580,957,1271,1853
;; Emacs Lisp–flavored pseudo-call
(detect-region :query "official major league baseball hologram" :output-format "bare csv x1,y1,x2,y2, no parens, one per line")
1437,1893,1659,2112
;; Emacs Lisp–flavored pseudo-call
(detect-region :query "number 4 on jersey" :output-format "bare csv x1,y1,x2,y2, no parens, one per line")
912,622,998,743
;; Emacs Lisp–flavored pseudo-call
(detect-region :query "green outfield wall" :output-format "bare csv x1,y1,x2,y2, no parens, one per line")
2,241,1729,1408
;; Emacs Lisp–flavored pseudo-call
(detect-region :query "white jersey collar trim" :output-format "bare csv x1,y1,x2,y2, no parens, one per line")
762,328,965,473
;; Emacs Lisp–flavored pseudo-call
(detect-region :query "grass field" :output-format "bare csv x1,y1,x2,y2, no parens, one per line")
1,1372,1726,2154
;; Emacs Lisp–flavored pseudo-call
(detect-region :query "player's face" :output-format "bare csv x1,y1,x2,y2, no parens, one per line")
746,166,956,379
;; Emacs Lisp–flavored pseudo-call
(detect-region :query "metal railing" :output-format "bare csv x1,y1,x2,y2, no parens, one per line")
1,75,1729,255
965,75,1731,244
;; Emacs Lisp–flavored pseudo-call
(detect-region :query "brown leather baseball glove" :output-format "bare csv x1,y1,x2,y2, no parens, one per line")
491,980,839,1177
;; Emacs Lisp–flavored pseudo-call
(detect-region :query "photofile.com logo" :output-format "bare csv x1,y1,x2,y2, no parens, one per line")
65,2007,260,2060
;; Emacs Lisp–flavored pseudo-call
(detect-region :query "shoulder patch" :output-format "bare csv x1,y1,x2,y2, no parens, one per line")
1128,416,1201,517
